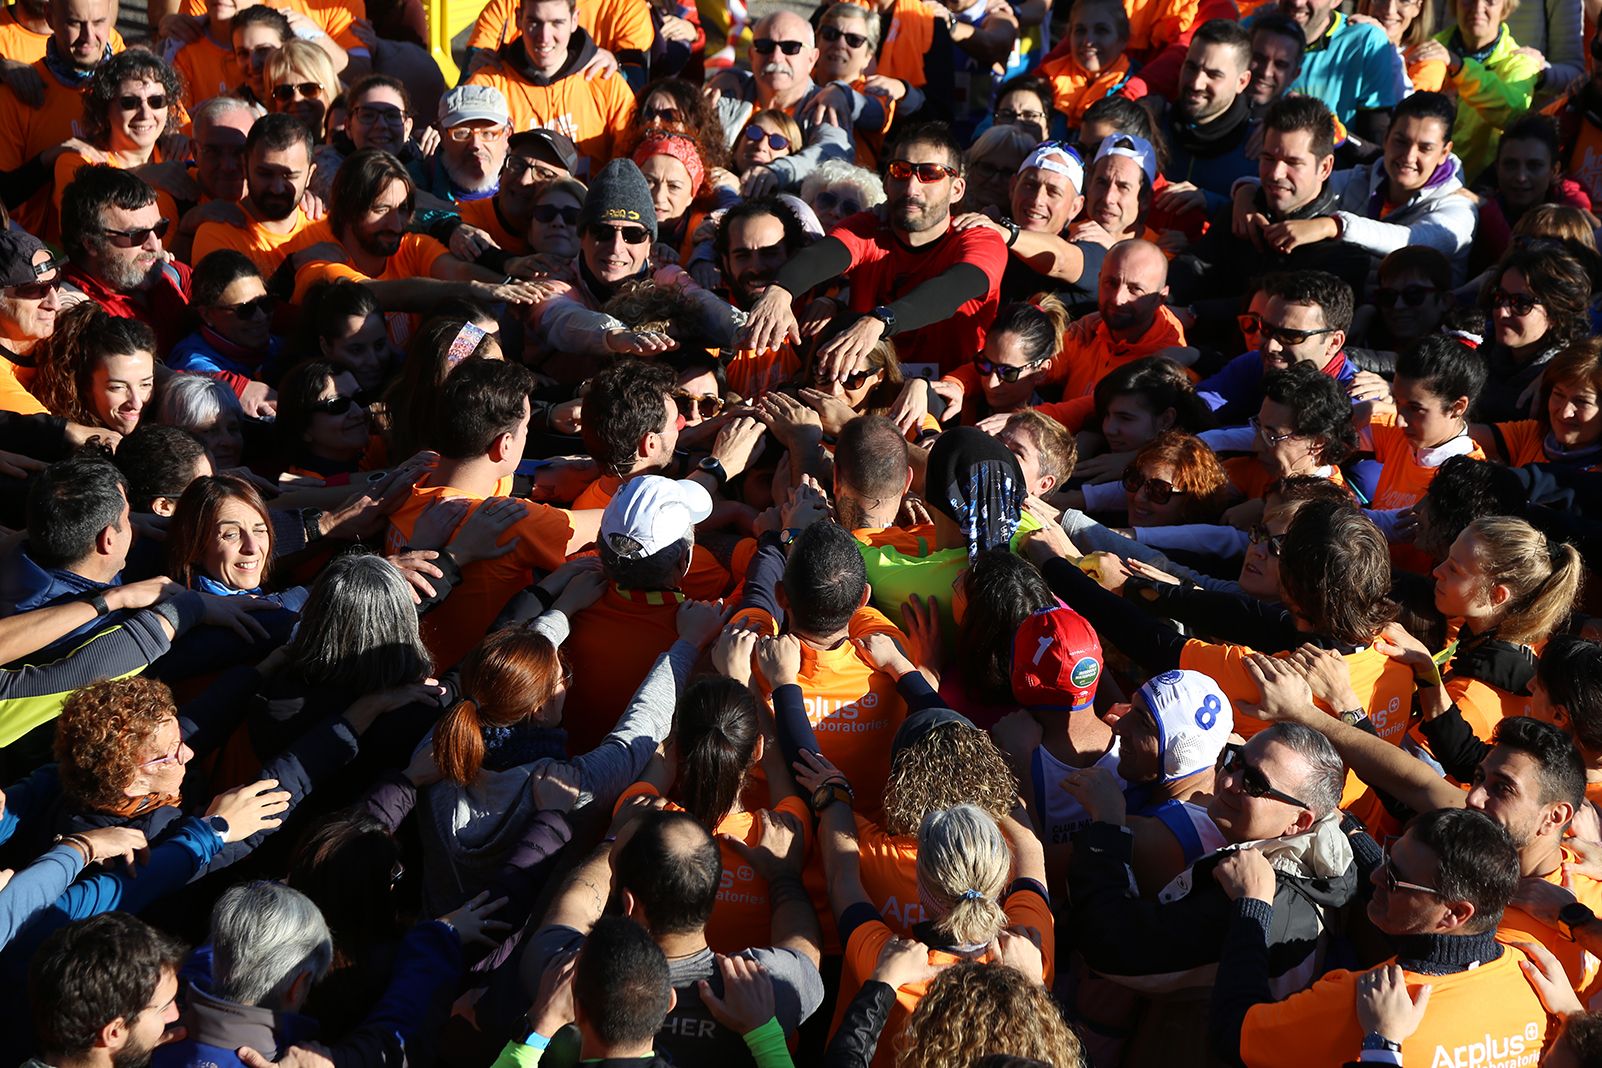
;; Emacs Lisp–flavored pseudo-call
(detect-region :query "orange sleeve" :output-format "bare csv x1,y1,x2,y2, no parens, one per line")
843,916,894,986
1002,888,1057,984
1179,639,1266,733
612,779,663,815
468,0,519,49
600,0,654,51
0,367,46,415
402,233,451,279
292,260,366,303
512,504,580,572
730,606,779,635
191,221,243,266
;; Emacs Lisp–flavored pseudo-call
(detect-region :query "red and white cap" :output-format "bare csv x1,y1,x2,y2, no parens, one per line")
1010,605,1103,711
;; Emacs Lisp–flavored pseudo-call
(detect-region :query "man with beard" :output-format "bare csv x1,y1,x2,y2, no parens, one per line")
1158,20,1257,217
58,166,193,356
714,197,809,398
438,128,579,269
1245,14,1305,118
0,0,119,236
27,913,184,1068
740,121,1006,379
191,113,315,278
414,85,512,206
1056,239,1192,398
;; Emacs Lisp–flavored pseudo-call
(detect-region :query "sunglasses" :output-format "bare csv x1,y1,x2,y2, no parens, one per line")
117,92,167,111
814,190,863,215
531,203,580,225
1222,743,1309,809
673,391,724,419
1248,524,1287,557
819,24,868,47
99,218,170,247
586,223,651,245
217,294,274,320
447,124,508,142
643,105,682,124
271,81,324,102
1249,414,1298,446
1490,289,1541,315
1378,853,1442,896
1238,313,1334,348
353,104,407,126
1122,467,1185,505
1374,284,1441,308
8,256,63,299
752,36,806,54
973,354,1045,383
742,125,790,151
812,365,873,390
887,159,959,183
309,394,357,416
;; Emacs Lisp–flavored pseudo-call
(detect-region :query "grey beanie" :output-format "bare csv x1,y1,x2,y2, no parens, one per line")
578,158,658,241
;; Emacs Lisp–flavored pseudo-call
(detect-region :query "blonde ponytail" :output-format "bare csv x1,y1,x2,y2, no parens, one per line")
917,804,1011,946
1468,517,1585,646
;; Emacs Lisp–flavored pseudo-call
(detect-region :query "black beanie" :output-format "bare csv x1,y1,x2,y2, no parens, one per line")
925,427,1025,559
579,158,658,241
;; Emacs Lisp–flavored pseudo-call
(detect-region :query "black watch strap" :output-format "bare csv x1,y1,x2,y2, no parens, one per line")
87,592,110,617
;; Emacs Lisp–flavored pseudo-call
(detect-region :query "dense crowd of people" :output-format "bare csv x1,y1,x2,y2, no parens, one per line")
1,0,1602,1063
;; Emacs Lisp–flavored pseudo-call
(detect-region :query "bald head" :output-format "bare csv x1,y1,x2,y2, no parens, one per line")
751,11,818,102
1099,239,1171,337
615,811,722,937
50,0,113,70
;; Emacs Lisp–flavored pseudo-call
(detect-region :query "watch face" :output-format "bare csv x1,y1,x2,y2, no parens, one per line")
1561,902,1593,927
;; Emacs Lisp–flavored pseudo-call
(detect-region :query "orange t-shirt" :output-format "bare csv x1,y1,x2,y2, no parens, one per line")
464,61,634,179
173,33,241,107
559,583,684,756
1038,53,1133,128
1033,395,1097,434
855,815,924,936
1368,412,1487,511
181,0,365,51
875,0,933,87
288,218,451,300
0,7,124,64
852,523,936,555
1054,306,1189,399
1239,948,1548,1068
724,343,801,400
384,475,583,668
0,59,93,234
618,782,815,955
467,0,654,54
1122,0,1199,55
0,351,44,415
193,208,313,278
1491,420,1547,466
838,888,1056,1068
570,476,732,599
1497,847,1602,997
1224,457,1349,501
456,195,529,256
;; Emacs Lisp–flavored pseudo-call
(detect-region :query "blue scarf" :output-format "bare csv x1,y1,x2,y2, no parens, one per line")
43,36,109,87
481,721,568,772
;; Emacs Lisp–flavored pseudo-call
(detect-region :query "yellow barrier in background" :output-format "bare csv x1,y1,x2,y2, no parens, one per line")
427,0,478,86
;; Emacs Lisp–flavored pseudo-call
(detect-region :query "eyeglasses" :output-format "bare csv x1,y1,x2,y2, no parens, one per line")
1248,414,1299,446
586,223,651,245
1375,284,1441,308
353,104,407,127
531,203,580,225
974,354,1046,383
814,190,863,216
819,24,868,47
139,733,184,769
643,105,682,124
995,107,1046,124
503,156,560,180
116,92,167,111
1248,524,1287,557
1122,467,1186,505
887,159,959,183
99,218,170,247
272,81,325,102
673,391,724,419
1238,313,1334,348
1378,854,1441,897
1221,743,1310,809
742,125,790,151
309,394,357,416
1490,289,1541,315
812,364,873,390
447,124,509,142
216,294,274,320
752,37,806,54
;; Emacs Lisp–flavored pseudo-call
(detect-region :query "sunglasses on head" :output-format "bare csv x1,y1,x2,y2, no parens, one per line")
1121,466,1185,505
1375,284,1441,308
99,217,170,248
742,125,790,151
752,36,806,54
117,92,166,111
1490,289,1541,315
1248,524,1287,556
973,354,1045,383
812,364,873,390
1378,853,1442,896
586,223,651,245
217,294,274,320
673,391,724,419
1222,743,1310,809
1238,313,1334,348
532,203,580,225
814,190,863,215
271,81,324,102
887,159,959,183
819,24,868,47
309,394,357,416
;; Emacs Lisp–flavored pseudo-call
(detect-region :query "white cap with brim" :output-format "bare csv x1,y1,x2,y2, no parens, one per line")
600,475,714,557
1017,142,1085,195
438,84,511,129
1093,132,1158,186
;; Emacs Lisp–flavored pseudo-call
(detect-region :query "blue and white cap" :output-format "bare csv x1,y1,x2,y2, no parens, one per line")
1137,669,1232,783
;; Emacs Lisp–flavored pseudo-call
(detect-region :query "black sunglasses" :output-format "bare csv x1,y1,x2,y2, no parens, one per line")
532,203,580,225
752,37,806,54
1222,743,1309,809
99,218,170,248
812,364,873,390
1374,284,1441,308
1490,289,1541,315
643,105,681,123
586,223,651,245
117,92,167,111
819,24,868,47
271,81,324,102
1248,524,1286,557
216,294,274,320
973,354,1045,383
309,394,357,416
742,125,790,151
1238,313,1334,347
1122,467,1186,505
814,190,863,215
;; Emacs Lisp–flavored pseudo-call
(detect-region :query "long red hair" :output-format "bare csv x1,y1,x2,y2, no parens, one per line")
432,628,565,785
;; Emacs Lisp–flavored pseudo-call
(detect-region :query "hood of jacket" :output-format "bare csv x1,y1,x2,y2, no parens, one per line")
496,26,599,86
1332,153,1466,223
160,979,320,1067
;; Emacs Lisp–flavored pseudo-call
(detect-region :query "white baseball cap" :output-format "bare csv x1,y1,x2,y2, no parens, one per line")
600,475,713,557
1018,141,1085,194
438,84,510,129
1093,133,1158,186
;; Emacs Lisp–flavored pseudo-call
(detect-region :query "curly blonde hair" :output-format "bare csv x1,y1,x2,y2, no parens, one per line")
882,724,1018,838
895,963,1082,1068
54,677,177,810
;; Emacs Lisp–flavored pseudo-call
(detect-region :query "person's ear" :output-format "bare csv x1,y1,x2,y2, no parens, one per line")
489,429,516,463
1447,395,1470,421
950,175,966,205
151,496,178,518
1440,897,1476,932
665,987,677,1014
1325,329,1346,362
752,732,765,763
95,522,118,556
1317,152,1335,183
1037,472,1058,494
1488,581,1512,610
1155,406,1177,433
1548,801,1577,838
858,581,872,610
621,888,640,921
901,464,913,495
98,1014,131,1052
1234,67,1251,96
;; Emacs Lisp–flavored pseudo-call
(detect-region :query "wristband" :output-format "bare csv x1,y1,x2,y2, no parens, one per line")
1004,220,1020,247
520,1031,551,1050
86,591,110,617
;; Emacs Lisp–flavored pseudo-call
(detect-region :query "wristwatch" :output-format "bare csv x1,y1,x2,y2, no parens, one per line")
1337,708,1368,727
1003,219,1021,247
86,591,110,617
779,527,803,545
300,508,326,543
868,305,897,337
810,779,854,814
1360,1032,1402,1053
697,455,729,487
1559,901,1595,941
204,814,230,844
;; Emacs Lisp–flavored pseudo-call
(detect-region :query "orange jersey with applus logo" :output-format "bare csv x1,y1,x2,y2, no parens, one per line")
464,62,634,178
193,209,313,278
1497,847,1602,997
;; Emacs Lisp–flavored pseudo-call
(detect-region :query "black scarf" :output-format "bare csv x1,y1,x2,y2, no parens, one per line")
1446,629,1536,696
1170,95,1252,159
1392,930,1501,976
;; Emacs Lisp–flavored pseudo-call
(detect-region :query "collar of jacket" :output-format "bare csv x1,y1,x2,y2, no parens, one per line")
1258,181,1340,224
496,27,599,87
1446,628,1536,695
1391,930,1501,975
179,979,320,1061
1170,94,1251,157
